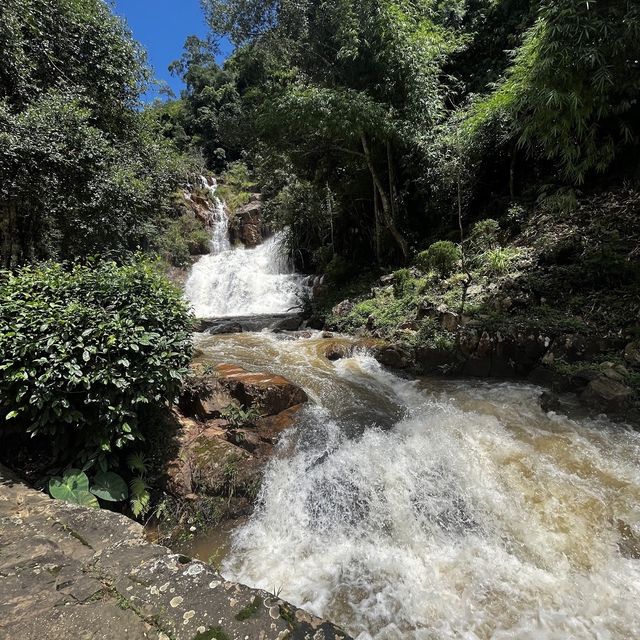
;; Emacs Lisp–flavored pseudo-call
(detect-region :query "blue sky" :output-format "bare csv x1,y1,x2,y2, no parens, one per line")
112,0,232,101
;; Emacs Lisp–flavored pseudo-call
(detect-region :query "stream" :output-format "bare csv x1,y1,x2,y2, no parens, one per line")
183,183,640,640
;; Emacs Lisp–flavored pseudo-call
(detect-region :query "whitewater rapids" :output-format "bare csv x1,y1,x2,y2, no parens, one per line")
190,331,640,640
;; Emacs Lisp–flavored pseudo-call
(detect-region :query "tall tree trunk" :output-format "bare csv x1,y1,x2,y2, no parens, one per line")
386,139,398,221
373,177,382,264
360,132,408,260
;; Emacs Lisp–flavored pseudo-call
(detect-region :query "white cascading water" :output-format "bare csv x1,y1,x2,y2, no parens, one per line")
196,332,640,640
185,178,306,318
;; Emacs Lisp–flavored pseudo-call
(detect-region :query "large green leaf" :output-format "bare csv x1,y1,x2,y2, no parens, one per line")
49,469,99,508
90,471,129,502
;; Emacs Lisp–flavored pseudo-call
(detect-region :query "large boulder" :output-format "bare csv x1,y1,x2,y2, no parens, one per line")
374,345,412,369
231,200,263,246
0,464,352,640
216,364,308,415
582,376,634,413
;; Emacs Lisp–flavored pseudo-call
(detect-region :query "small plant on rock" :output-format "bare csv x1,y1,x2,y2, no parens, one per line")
416,241,461,278
220,403,262,429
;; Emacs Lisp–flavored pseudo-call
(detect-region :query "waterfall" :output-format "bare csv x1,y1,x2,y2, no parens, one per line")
184,179,307,318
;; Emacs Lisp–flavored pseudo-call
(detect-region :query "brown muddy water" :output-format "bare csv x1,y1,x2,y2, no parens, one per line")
185,330,640,640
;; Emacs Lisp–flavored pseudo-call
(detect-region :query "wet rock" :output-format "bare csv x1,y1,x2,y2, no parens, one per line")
582,377,633,413
257,404,305,444
374,345,412,369
271,315,303,332
463,355,492,377
216,364,308,415
324,342,352,361
231,200,263,246
189,434,255,495
207,321,243,335
414,346,457,374
624,342,640,368
540,390,562,412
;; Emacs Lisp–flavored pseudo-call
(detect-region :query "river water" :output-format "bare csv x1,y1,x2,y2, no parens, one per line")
192,331,640,640
184,187,640,639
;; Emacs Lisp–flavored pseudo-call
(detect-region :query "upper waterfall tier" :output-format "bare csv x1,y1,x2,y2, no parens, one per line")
184,179,307,318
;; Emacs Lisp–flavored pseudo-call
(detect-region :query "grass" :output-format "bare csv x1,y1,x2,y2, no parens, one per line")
235,596,263,621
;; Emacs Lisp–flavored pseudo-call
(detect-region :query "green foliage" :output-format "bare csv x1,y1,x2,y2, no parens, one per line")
0,0,194,267
90,471,129,503
49,469,99,508
469,0,640,183
469,219,500,251
220,403,262,429
0,261,193,469
216,162,255,210
159,215,210,267
480,247,522,275
129,476,151,518
416,241,461,277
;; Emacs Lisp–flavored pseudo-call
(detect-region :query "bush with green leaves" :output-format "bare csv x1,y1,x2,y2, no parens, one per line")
159,214,211,267
480,247,522,275
469,219,500,251
0,260,193,474
416,241,461,278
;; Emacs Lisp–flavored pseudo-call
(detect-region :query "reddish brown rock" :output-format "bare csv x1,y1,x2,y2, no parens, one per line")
231,201,263,246
216,363,308,415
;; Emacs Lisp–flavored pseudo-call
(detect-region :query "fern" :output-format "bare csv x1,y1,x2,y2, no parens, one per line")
126,452,150,477
129,476,151,518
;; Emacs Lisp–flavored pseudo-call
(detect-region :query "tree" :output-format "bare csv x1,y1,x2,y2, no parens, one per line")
0,0,191,267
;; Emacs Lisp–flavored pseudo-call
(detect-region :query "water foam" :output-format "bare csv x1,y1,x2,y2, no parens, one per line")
221,351,640,640
184,180,306,318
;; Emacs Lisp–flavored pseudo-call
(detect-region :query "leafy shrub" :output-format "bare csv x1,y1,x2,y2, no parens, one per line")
160,215,210,267
416,241,461,277
469,219,500,251
0,260,193,473
220,403,262,429
216,161,254,211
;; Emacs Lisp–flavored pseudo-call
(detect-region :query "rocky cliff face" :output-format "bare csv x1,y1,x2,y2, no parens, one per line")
229,194,265,247
0,463,351,640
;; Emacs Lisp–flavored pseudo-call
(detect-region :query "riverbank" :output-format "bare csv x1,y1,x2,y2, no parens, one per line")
0,463,351,640
308,187,640,425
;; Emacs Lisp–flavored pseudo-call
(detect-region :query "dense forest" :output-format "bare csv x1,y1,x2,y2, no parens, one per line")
155,0,640,268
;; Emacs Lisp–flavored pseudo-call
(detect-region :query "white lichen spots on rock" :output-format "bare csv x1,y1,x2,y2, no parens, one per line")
149,585,160,595
126,585,133,592
276,631,290,640
159,582,170,593
208,580,221,589
269,605,280,619
197,627,206,634
229,598,237,608
183,610,196,624
169,596,183,608
158,634,170,640
183,563,205,577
